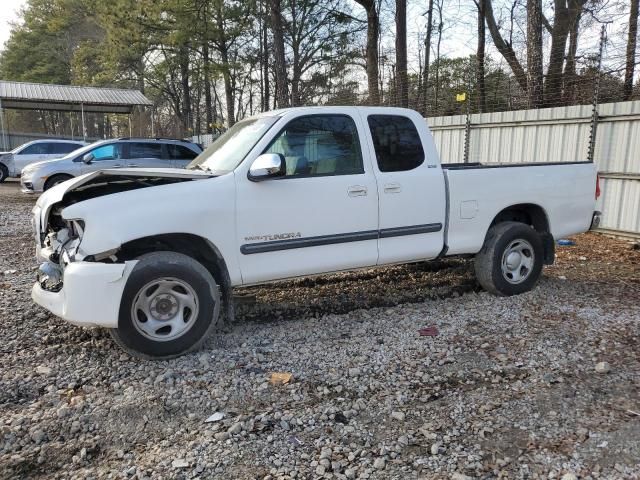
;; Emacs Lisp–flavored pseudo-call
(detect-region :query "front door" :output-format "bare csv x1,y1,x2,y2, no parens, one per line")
236,113,379,284
362,111,446,265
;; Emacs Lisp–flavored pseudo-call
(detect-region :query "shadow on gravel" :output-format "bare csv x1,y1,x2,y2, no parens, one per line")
234,258,479,323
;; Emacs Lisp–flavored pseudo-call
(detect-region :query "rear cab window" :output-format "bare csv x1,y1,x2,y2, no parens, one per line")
367,115,425,172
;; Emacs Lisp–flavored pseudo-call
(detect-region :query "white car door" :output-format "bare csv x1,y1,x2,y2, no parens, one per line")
235,113,379,284
13,142,49,174
361,110,446,265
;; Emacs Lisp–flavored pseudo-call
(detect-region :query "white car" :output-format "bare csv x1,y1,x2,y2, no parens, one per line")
30,106,601,359
20,138,202,193
0,139,87,182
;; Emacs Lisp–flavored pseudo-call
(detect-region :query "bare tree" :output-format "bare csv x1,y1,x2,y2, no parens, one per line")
354,0,380,104
476,0,487,112
269,0,289,108
395,0,408,107
422,0,434,114
624,0,639,100
527,0,543,107
484,0,528,92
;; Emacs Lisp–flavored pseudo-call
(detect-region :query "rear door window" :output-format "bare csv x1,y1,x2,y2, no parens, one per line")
367,115,425,172
168,144,199,160
129,142,165,160
51,143,82,154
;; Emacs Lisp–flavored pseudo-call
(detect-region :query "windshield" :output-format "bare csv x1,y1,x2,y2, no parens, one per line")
188,116,279,173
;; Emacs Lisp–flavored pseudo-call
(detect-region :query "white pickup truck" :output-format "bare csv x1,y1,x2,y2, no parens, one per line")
31,107,601,358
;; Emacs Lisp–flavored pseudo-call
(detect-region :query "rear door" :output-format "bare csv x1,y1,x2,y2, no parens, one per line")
362,111,446,265
167,144,200,168
126,142,168,169
49,142,83,159
14,142,49,173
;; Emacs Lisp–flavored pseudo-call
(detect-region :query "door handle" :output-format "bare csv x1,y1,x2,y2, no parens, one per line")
348,185,368,197
128,164,139,167
384,183,402,194
112,164,124,168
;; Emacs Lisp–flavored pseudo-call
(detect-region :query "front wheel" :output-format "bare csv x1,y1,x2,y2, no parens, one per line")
110,251,220,359
474,222,544,296
44,174,73,191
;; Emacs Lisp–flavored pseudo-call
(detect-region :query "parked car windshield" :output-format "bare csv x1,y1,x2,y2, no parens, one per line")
188,116,279,174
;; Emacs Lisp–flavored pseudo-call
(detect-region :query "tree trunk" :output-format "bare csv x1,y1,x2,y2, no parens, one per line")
355,0,380,105
484,0,528,92
434,1,443,113
527,0,544,107
477,0,487,112
179,45,191,135
263,12,270,111
422,0,434,115
203,41,213,133
544,0,570,106
563,4,581,104
395,0,408,107
269,0,289,108
624,0,639,100
220,47,235,127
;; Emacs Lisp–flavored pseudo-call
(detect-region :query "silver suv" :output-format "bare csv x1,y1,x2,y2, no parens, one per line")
21,138,202,193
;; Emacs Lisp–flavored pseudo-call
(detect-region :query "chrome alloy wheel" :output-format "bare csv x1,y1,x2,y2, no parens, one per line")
131,277,199,341
501,239,535,284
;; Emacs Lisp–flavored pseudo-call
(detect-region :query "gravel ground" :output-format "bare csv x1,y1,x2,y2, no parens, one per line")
1,179,639,480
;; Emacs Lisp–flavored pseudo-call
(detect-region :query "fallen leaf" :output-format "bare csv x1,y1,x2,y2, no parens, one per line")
269,372,292,385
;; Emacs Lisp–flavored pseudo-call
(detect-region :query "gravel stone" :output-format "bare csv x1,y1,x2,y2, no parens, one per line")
0,181,638,479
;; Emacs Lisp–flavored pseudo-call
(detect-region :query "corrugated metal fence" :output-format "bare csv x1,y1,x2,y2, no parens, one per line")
3,131,99,150
428,100,640,238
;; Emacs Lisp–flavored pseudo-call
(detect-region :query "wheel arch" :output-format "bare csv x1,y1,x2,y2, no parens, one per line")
488,203,555,264
116,233,235,324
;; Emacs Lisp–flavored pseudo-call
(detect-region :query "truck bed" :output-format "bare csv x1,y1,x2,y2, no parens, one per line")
443,161,598,256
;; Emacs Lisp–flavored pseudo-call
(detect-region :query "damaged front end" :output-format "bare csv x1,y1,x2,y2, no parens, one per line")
33,168,212,293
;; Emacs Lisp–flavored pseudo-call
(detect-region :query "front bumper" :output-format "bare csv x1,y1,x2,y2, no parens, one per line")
32,260,138,328
21,176,42,194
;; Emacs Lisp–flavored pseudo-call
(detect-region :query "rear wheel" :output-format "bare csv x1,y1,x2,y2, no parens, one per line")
474,221,543,296
0,163,8,183
44,174,73,191
110,251,220,359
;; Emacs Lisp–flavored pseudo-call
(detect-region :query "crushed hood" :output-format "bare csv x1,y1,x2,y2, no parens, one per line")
34,167,214,232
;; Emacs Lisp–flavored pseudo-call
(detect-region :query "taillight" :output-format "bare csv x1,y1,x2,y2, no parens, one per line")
595,174,601,200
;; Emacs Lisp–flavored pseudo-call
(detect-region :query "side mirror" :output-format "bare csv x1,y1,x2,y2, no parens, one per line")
248,153,286,182
82,153,95,164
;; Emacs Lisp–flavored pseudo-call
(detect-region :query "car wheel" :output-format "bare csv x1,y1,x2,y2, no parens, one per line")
110,251,220,359
0,163,8,183
44,174,73,191
474,221,544,296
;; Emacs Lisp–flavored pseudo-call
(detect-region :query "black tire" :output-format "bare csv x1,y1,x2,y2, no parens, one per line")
110,251,220,359
0,163,8,183
44,174,73,191
474,221,543,296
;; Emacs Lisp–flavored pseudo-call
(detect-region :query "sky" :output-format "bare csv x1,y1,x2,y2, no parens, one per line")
0,0,26,50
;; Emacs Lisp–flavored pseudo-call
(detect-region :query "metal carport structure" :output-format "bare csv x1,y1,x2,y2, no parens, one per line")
0,80,153,149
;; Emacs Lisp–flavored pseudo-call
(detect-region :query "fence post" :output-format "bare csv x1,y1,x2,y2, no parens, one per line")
463,57,473,163
0,98,7,150
587,25,606,163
